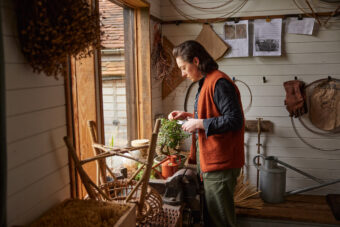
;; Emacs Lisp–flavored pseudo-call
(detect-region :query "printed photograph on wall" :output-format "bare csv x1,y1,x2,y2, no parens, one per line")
223,20,249,58
253,18,282,56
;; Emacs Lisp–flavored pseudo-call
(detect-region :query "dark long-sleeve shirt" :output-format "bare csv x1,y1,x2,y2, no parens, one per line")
194,77,243,137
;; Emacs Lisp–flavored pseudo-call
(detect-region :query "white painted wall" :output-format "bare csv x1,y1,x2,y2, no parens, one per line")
102,79,128,147
160,0,340,195
1,0,70,225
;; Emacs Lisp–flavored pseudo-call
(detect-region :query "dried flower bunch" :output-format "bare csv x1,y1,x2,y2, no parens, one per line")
151,24,174,81
17,0,101,78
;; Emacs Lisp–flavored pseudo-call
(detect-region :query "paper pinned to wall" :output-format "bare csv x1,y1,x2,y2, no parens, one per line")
253,18,282,56
285,17,315,35
223,20,249,58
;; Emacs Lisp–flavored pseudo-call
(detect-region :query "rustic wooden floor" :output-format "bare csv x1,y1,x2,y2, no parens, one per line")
236,194,340,226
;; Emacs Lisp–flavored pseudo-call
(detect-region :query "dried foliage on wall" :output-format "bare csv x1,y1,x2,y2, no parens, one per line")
16,0,101,78
151,24,184,99
151,24,172,82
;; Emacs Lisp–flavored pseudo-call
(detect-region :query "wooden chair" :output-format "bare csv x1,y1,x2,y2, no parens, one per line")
63,119,162,223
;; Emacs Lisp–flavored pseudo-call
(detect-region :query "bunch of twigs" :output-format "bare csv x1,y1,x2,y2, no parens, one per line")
16,0,101,78
151,24,174,81
234,170,263,209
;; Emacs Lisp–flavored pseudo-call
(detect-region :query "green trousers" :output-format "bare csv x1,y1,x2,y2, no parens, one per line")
197,142,240,227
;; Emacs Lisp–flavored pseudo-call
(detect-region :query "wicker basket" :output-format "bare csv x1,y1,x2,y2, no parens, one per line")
97,179,162,223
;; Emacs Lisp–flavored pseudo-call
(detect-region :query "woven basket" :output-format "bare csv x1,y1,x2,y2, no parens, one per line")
96,179,162,223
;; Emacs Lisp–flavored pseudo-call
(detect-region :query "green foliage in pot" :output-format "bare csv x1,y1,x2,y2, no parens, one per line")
158,118,190,156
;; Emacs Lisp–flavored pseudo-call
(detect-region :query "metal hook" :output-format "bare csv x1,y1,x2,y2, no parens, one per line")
263,76,267,83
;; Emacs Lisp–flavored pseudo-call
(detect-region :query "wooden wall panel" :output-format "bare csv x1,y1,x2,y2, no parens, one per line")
3,2,70,225
160,0,340,195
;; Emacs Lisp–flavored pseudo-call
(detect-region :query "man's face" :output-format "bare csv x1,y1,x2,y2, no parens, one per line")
176,56,203,82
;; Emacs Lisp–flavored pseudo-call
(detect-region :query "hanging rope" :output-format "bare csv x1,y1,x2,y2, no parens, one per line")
183,78,253,114
298,117,339,136
234,79,253,114
169,0,248,23
182,0,233,11
291,117,340,151
293,0,340,26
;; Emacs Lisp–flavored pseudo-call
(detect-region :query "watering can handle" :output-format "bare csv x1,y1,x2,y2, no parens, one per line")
253,154,266,170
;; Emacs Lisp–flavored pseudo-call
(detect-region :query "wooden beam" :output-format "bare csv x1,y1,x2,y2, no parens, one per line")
124,7,138,143
135,7,152,140
161,11,340,25
64,57,77,198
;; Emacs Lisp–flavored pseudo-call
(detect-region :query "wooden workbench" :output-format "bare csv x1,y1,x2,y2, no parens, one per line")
236,194,340,225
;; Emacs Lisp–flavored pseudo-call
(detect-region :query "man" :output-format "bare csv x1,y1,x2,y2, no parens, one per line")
168,40,244,227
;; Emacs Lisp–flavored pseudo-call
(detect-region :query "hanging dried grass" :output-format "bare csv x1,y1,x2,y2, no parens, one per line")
151,24,175,81
16,0,101,79
234,170,264,210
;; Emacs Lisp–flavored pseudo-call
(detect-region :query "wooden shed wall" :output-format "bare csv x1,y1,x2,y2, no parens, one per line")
1,0,70,225
160,0,340,195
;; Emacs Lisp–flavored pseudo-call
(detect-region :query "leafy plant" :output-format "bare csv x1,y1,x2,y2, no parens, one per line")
158,118,190,156
109,135,114,147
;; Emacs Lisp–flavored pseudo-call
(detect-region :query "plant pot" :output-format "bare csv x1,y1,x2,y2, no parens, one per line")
177,154,187,169
153,154,167,173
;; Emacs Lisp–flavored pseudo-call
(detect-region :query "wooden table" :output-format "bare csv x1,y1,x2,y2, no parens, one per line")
236,194,340,225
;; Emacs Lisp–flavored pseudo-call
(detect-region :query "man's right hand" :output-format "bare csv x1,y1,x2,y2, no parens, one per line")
168,111,193,120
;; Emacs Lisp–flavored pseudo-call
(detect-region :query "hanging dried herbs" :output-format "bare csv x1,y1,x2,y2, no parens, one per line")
151,24,174,81
16,0,101,78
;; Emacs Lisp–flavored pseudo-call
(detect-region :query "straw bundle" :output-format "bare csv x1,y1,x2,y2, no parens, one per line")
28,199,130,227
234,170,264,210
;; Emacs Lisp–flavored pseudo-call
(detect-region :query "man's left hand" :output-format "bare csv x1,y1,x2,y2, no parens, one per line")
182,118,204,133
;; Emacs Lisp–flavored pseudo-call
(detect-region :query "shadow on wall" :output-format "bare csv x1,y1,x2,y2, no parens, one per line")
0,6,8,227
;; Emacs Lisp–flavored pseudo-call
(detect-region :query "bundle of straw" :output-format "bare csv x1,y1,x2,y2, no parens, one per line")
234,170,264,210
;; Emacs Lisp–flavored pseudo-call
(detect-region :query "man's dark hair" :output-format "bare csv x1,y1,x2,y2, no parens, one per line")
173,40,218,75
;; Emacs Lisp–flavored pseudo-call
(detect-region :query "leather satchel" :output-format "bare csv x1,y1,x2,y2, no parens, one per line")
283,80,307,117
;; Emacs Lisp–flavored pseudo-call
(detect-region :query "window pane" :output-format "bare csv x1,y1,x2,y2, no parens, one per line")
99,1,127,148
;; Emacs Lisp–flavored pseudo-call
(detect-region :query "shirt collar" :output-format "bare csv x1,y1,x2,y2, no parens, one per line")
198,76,205,88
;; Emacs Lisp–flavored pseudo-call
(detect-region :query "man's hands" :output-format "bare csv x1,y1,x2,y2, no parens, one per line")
168,110,193,120
168,111,203,133
182,118,204,133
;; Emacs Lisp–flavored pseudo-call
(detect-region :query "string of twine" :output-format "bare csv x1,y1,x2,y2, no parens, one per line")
291,116,340,151
182,0,233,11
293,0,340,27
170,0,338,25
169,0,248,23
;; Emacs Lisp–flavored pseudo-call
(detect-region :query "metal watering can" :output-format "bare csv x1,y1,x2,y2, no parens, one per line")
253,154,340,203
